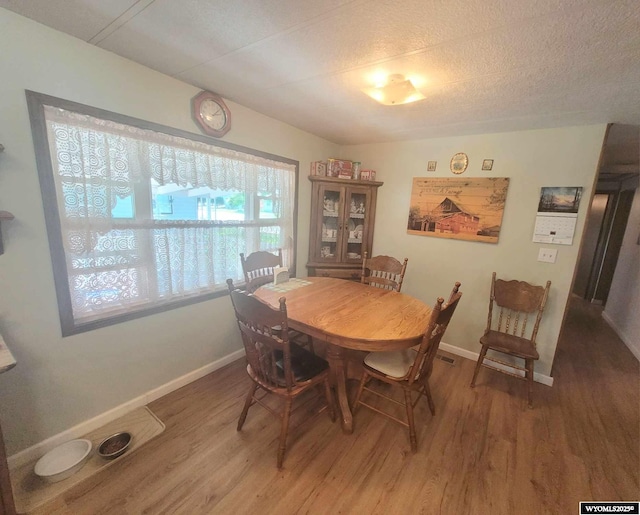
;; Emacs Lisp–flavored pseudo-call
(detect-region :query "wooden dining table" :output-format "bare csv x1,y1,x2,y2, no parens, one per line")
255,277,432,433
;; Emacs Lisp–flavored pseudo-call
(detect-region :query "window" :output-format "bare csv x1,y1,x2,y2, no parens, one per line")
27,91,298,336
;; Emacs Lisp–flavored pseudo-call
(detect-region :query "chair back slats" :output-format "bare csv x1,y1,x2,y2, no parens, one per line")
408,282,462,384
366,271,400,291
240,249,283,293
361,253,408,292
497,307,517,335
237,322,293,390
227,280,295,391
487,272,551,345
497,308,527,337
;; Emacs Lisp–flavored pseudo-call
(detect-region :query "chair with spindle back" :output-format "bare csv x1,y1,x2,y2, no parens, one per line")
240,250,314,353
470,272,551,408
226,279,335,468
361,252,408,292
353,282,462,451
240,249,283,293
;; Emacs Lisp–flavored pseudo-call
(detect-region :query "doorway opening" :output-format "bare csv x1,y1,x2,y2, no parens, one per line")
573,189,636,304
563,123,639,356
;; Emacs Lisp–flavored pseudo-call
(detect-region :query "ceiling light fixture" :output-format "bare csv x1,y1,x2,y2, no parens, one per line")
363,74,425,105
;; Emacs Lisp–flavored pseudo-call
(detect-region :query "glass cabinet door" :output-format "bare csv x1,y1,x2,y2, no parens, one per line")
307,176,381,279
343,187,370,262
317,184,343,263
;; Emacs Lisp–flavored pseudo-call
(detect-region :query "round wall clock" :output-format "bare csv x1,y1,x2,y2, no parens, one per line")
450,152,468,174
192,91,231,138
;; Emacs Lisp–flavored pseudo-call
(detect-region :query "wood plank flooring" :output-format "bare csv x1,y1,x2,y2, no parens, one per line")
28,297,639,514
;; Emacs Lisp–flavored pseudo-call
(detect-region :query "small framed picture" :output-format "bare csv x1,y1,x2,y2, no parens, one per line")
427,161,437,172
482,159,494,171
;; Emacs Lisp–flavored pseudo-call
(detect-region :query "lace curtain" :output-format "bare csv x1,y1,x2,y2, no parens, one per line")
44,106,296,324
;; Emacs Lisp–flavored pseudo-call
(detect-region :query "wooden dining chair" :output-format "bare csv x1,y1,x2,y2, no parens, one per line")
226,280,335,468
353,282,462,452
239,251,314,353
361,252,409,292
240,249,283,293
470,272,551,408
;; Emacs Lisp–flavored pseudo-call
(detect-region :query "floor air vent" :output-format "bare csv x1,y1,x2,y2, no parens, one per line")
436,354,455,365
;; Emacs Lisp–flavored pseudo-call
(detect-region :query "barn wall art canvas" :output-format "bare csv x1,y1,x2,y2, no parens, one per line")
407,177,510,243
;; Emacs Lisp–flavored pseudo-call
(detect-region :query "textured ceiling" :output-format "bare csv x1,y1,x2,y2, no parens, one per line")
2,0,640,150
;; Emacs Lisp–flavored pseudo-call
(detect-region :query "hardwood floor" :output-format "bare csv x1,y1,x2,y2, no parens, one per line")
30,297,639,514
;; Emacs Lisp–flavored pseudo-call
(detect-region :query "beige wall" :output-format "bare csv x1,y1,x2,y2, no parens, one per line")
0,8,338,454
342,125,605,376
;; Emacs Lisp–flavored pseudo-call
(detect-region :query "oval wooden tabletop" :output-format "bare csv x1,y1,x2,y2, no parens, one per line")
255,277,432,351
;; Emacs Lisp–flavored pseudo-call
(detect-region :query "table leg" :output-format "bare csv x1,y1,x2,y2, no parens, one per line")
326,343,353,434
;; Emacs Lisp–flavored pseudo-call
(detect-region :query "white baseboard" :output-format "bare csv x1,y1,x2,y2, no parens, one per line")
439,342,554,387
601,312,640,362
8,349,245,469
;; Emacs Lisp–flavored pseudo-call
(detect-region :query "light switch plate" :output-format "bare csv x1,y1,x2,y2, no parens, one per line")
537,248,557,263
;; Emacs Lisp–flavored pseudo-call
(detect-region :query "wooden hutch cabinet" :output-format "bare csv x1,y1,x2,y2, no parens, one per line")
306,175,383,280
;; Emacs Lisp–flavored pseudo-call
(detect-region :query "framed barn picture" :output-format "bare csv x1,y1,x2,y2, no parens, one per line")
407,177,510,243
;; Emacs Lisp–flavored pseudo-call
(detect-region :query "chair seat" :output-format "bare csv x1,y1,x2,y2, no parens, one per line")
480,330,539,359
276,344,329,382
364,348,418,379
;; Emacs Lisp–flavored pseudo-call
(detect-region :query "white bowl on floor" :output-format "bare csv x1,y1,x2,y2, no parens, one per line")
34,439,92,483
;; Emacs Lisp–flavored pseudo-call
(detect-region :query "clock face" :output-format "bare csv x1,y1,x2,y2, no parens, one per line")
192,91,231,137
200,99,227,130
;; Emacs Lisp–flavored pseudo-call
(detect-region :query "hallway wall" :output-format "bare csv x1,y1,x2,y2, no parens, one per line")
573,194,609,298
603,183,640,359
